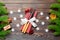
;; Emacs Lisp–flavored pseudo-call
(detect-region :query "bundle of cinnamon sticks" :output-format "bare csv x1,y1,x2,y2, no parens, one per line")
20,8,38,34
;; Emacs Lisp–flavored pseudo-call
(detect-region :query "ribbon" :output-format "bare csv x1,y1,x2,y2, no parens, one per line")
21,17,37,27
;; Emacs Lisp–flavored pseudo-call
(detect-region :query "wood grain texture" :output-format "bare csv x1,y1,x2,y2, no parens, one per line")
0,0,56,4
1,0,59,40
0,0,56,12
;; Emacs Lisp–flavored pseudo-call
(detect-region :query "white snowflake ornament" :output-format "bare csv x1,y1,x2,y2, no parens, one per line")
16,24,20,27
13,17,17,21
45,29,49,32
36,27,40,31
11,28,15,32
41,22,45,25
20,14,23,18
18,9,21,12
40,12,44,16
36,19,39,23
46,16,49,20
10,11,13,14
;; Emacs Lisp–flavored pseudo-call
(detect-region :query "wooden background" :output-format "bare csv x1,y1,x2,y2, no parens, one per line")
0,0,56,12
0,0,60,40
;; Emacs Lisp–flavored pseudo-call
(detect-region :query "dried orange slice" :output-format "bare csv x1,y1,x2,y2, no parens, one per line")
50,14,56,20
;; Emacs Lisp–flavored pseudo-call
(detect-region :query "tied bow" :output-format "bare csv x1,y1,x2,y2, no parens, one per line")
21,17,37,27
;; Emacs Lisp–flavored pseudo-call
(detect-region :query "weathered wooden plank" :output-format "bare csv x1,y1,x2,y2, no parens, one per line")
6,7,50,12
1,0,54,12
5,4,50,9
0,0,56,4
5,3,51,12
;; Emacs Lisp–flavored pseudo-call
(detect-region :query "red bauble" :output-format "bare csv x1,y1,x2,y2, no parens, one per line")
25,8,32,14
